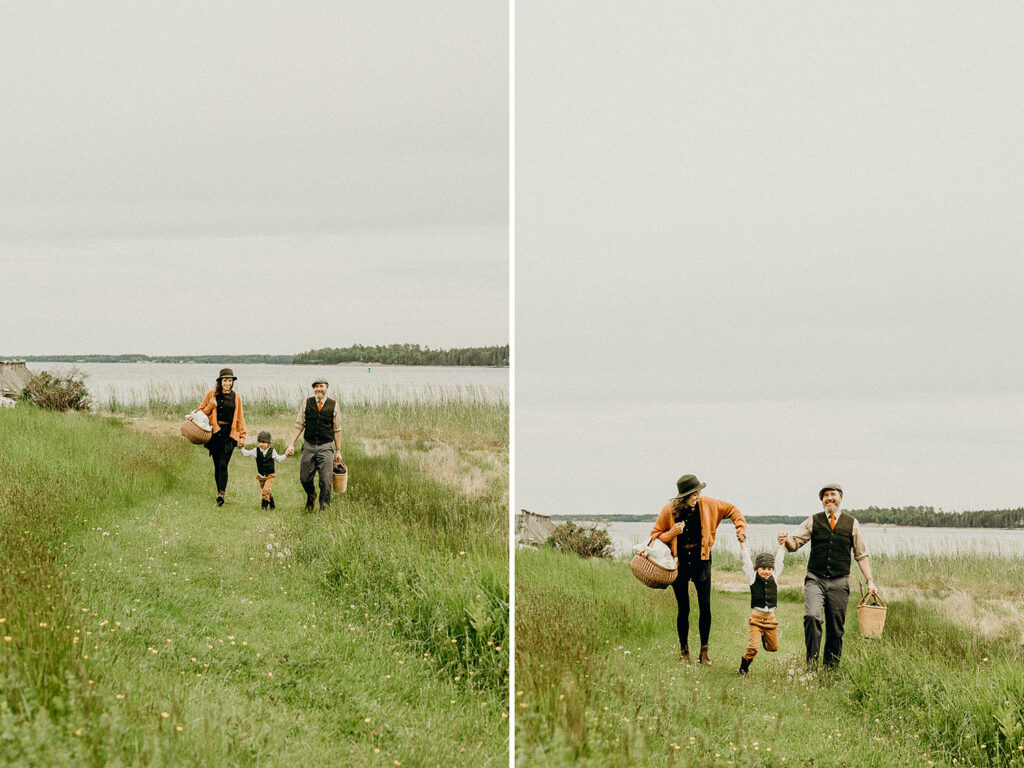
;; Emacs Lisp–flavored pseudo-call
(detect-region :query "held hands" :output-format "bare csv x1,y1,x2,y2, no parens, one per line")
736,530,746,544
777,531,788,547
285,445,295,457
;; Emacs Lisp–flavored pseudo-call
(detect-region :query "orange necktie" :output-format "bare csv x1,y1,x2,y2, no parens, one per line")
317,400,323,412
829,513,836,530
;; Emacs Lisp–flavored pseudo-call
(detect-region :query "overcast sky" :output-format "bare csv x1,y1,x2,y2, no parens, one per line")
516,3,1024,516
0,1,507,355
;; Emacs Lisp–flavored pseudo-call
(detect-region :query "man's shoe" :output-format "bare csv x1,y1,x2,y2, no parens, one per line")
680,646,691,663
738,657,751,676
698,645,712,666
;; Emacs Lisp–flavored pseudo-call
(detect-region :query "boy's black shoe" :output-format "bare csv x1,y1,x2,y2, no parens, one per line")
261,499,269,510
269,496,275,510
738,657,751,676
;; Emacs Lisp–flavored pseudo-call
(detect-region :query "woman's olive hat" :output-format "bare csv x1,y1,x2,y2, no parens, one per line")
755,552,775,570
673,474,707,500
218,368,237,380
818,483,843,500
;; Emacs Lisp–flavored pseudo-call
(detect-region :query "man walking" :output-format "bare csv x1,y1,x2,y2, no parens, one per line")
777,484,878,669
285,378,343,511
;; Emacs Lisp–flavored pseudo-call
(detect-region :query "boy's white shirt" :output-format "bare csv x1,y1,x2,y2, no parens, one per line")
240,445,287,463
740,544,785,612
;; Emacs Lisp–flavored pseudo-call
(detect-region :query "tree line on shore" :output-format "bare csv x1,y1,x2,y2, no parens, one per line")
292,344,509,366
12,344,509,367
551,505,1024,529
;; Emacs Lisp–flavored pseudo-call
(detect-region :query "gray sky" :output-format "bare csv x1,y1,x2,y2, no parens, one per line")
0,0,507,354
516,3,1024,516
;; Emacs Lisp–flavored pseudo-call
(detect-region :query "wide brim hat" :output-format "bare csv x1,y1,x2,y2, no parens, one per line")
312,378,329,387
673,473,707,500
819,483,843,500
755,553,774,570
218,368,237,380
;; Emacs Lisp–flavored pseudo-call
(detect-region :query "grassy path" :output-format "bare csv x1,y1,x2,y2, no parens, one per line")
516,547,1024,767
1,408,508,767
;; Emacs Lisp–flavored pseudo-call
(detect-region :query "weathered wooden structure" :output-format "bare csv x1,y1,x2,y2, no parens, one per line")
0,361,32,398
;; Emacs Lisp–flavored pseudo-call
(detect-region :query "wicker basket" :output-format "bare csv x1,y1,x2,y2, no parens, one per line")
857,593,887,638
180,416,212,445
630,542,678,589
332,461,348,494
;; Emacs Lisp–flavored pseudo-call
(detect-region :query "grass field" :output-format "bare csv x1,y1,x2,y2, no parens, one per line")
0,400,508,767
515,545,1024,767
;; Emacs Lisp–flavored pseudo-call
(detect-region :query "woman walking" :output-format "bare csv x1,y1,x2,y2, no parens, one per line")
651,474,747,665
196,368,247,506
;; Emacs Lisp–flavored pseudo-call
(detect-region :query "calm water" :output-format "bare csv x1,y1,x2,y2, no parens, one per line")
28,361,508,405
594,520,1024,558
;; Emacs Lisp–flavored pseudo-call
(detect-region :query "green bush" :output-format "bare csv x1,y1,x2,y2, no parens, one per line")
547,521,613,558
20,368,92,411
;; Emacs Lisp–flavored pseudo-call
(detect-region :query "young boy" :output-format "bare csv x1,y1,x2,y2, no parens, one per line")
738,542,786,676
240,431,288,510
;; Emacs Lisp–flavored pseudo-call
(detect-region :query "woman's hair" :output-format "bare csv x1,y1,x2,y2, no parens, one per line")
671,496,689,522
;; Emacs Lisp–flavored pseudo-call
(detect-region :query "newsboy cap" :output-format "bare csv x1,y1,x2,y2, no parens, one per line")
818,483,843,500
312,378,329,387
755,552,775,570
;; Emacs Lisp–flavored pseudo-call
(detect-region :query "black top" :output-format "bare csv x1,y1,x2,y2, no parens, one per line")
215,391,235,431
303,397,337,445
676,501,702,549
807,512,855,578
750,574,778,609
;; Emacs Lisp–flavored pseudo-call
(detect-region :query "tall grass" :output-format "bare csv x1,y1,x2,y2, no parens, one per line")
1,402,508,766
516,545,1024,767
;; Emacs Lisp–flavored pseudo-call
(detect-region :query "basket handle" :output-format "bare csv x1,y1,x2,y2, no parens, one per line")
858,592,886,608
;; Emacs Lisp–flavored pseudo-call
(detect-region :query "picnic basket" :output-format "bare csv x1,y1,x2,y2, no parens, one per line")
332,460,348,493
180,413,212,445
857,592,887,638
630,539,678,589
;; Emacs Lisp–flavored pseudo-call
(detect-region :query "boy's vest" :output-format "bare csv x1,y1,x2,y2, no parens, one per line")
255,448,276,476
750,574,778,609
303,397,336,445
807,512,855,579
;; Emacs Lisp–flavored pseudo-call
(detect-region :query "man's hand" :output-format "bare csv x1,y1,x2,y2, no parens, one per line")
285,444,295,457
777,531,788,546
867,581,878,596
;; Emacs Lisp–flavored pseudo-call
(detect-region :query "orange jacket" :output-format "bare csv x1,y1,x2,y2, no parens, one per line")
197,390,246,444
650,496,746,560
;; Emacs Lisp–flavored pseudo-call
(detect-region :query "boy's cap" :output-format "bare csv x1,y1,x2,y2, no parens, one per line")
755,553,774,570
257,430,272,443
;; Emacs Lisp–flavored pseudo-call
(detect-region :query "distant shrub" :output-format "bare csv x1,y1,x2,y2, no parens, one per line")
547,521,613,559
20,368,92,411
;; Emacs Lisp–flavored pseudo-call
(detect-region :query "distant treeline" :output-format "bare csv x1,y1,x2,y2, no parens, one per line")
551,506,1024,529
292,344,509,367
15,354,293,364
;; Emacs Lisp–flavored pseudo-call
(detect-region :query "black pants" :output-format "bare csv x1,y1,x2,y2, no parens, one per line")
206,430,235,494
671,550,712,650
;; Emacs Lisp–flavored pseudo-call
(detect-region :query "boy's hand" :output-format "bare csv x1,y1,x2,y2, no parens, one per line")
285,444,294,457
736,530,746,544
777,531,788,546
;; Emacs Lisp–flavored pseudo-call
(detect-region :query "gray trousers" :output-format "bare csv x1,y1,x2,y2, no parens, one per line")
803,572,850,668
299,441,335,508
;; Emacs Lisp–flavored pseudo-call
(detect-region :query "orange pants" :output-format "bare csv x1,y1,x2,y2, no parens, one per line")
257,474,276,501
743,610,779,660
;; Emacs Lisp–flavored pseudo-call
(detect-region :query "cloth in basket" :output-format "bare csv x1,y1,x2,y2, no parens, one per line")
630,538,678,589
